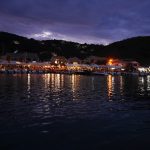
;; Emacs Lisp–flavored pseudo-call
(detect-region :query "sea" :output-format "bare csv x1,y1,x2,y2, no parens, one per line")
0,74,150,150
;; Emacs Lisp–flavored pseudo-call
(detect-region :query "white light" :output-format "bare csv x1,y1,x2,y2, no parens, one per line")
138,67,146,72
33,31,52,38
55,60,58,64
111,68,115,70
42,32,52,37
73,62,78,65
16,61,21,64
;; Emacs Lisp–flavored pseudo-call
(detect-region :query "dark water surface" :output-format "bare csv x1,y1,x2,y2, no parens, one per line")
0,74,150,150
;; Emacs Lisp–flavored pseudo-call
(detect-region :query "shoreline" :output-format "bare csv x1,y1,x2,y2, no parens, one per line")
0,69,149,76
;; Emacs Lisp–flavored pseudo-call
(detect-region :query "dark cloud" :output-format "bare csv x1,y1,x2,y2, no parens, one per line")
0,0,150,44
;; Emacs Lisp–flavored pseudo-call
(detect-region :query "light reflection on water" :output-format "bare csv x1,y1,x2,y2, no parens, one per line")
107,75,125,101
70,74,80,101
0,74,150,129
107,75,114,99
27,74,31,98
0,74,150,149
147,76,150,92
138,76,150,96
25,74,150,102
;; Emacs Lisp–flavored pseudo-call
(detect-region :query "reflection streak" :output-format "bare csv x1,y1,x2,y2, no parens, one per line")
27,74,31,98
107,75,114,99
138,77,145,95
147,76,150,91
71,75,79,100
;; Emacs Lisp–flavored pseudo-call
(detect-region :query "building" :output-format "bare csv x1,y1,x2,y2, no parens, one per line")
50,56,67,65
107,58,140,72
68,57,81,65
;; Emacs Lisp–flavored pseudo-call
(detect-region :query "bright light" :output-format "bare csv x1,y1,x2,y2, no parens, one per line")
55,60,58,64
138,67,146,72
42,32,52,37
73,62,78,65
16,61,21,64
111,67,115,70
108,59,113,65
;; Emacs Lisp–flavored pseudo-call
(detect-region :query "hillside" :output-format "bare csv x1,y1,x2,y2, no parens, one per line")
104,36,150,65
0,32,150,65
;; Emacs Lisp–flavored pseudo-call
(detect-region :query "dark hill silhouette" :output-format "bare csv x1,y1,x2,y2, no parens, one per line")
0,31,150,65
104,36,150,65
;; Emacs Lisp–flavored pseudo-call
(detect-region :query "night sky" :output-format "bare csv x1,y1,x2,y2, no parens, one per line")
0,0,150,44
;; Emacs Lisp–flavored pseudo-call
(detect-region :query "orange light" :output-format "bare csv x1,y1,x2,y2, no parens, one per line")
108,59,113,65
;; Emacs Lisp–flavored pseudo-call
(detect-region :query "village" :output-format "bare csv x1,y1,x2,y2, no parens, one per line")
0,52,149,76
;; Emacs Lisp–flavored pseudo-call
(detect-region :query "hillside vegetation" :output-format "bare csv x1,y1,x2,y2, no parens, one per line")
0,32,150,65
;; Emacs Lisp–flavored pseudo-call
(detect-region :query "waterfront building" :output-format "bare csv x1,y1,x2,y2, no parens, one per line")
50,56,67,66
68,57,81,65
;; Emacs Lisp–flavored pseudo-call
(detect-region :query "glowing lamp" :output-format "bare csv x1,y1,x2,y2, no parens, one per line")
108,59,113,65
55,60,58,64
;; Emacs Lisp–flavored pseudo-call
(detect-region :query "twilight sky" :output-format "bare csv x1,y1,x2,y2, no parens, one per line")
0,0,150,44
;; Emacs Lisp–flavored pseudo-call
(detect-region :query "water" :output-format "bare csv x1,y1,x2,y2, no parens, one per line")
0,74,150,150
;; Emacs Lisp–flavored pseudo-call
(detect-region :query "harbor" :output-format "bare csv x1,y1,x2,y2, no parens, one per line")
0,58,149,76
1,0,150,149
